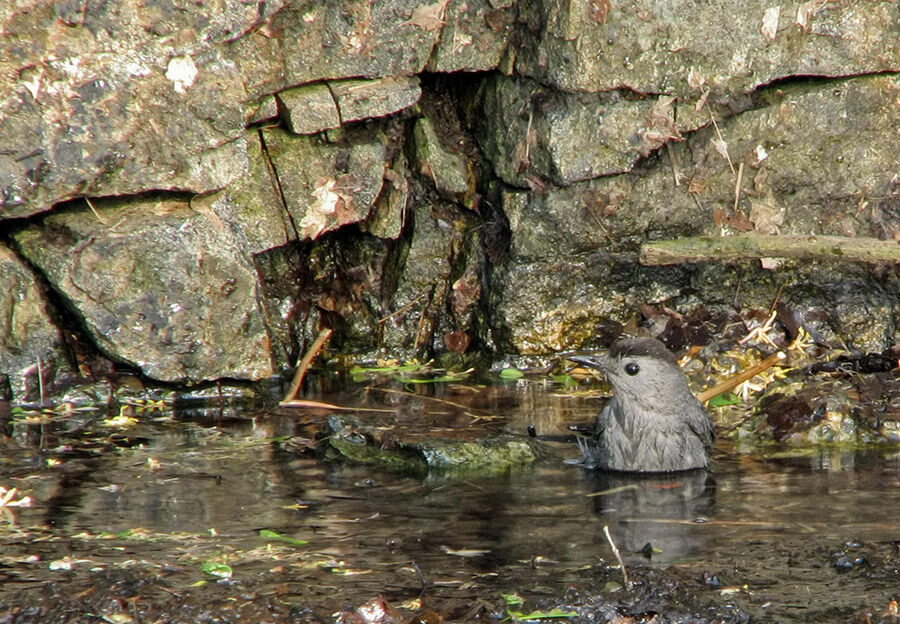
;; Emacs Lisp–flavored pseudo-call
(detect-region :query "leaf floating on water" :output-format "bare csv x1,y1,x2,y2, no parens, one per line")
200,561,233,578
551,374,578,387
0,486,31,508
499,368,524,379
506,608,579,621
259,529,309,547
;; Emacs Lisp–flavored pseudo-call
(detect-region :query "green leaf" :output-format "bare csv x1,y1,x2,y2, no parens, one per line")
259,529,308,547
507,608,578,621
200,561,233,578
499,368,524,379
501,593,525,606
551,374,577,387
708,392,742,407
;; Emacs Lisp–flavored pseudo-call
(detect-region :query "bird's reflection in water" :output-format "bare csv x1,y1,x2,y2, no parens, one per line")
582,469,715,564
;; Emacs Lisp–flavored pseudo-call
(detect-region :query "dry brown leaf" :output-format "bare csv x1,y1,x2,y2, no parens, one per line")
749,191,784,235
451,275,481,317
405,0,449,31
712,207,754,231
444,330,471,353
640,96,683,153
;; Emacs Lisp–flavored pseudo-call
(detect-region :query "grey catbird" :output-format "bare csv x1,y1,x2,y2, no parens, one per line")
570,336,714,473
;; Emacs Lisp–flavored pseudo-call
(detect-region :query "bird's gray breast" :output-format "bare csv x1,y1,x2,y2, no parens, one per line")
593,396,710,472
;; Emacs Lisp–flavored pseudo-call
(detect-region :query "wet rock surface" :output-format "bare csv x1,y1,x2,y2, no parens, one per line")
0,1,898,402
13,197,275,383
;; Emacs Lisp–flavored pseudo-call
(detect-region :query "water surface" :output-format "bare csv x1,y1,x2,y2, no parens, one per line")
2,382,898,622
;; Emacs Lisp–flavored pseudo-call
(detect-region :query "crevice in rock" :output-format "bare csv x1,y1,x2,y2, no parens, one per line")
1,215,140,397
751,69,900,101
256,128,300,242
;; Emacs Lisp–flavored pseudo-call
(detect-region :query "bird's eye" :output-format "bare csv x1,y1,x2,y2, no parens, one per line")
624,362,640,376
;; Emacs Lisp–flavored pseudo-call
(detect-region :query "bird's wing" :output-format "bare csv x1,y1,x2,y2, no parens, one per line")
685,404,716,449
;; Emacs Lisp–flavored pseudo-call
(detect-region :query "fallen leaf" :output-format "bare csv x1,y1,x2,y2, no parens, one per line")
443,330,470,353
405,0,449,31
712,207,754,231
687,66,705,90
451,275,481,316
640,96,683,154
749,191,784,234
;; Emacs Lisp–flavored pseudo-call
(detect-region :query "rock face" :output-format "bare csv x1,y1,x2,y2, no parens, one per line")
0,0,898,402
0,246,73,402
13,198,274,383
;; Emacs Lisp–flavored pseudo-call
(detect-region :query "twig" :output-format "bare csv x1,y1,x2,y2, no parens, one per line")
378,294,426,324
84,197,109,225
365,387,493,418
708,110,734,174
697,350,786,403
279,399,396,413
281,328,333,403
586,484,639,498
665,142,682,187
732,162,744,212
603,525,631,590
640,233,900,265
36,356,45,406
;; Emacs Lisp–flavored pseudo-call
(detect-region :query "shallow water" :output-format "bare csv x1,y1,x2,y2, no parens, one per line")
2,382,899,622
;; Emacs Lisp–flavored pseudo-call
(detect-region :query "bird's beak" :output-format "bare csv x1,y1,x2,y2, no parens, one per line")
568,354,607,371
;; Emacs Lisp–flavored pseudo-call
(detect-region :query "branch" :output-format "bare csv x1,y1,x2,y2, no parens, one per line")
640,233,900,266
281,328,333,403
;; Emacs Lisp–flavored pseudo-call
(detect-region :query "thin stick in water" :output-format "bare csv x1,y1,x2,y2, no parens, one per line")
36,356,45,406
281,328,333,403
603,525,631,590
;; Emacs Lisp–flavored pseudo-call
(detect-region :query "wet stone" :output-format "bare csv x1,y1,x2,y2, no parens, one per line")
13,197,274,384
260,124,393,241
331,75,422,124
0,244,73,402
277,83,341,135
412,114,475,200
